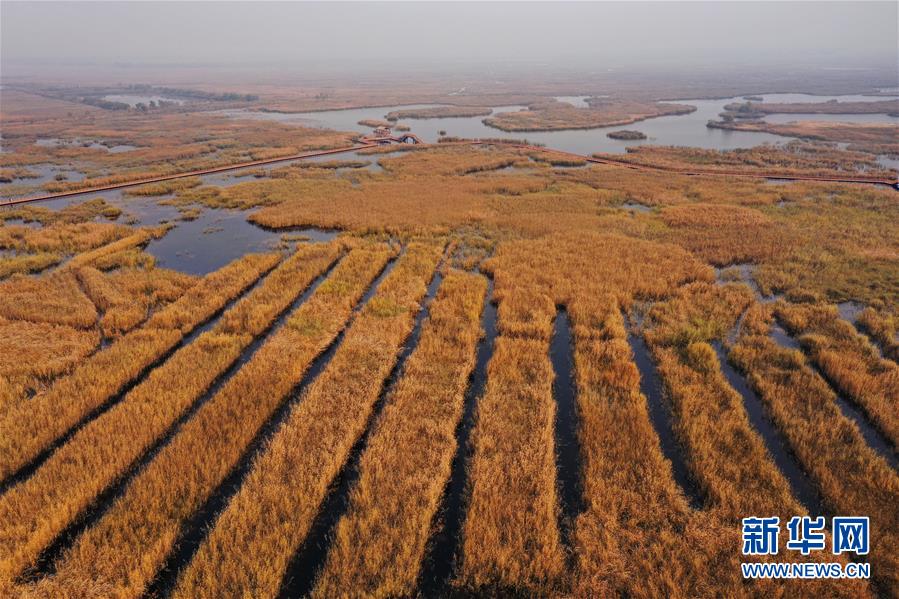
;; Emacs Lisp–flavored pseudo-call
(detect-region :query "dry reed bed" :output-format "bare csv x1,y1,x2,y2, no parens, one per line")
0,319,99,406
0,270,97,329
0,221,158,283
122,177,202,197
729,303,899,591
64,229,159,270
25,243,394,597
171,241,443,599
75,267,147,336
642,282,804,521
459,284,565,594
570,296,738,597
1,94,354,197
730,99,899,115
0,252,279,483
385,106,492,120
307,270,486,597
776,301,899,448
482,98,695,132
707,120,899,155
568,298,865,598
0,253,62,279
0,221,128,255
88,247,156,271
76,266,196,337
176,144,894,306
660,203,786,266
482,232,712,310
857,306,898,362
594,142,897,179
0,242,342,585
2,260,195,397
1,199,121,228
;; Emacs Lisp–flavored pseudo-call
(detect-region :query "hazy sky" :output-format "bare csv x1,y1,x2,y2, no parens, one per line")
2,1,896,72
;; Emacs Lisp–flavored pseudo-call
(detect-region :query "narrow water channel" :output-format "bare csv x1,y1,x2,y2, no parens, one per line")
417,276,497,594
768,323,899,470
626,321,703,508
711,341,824,515
277,265,445,598
549,308,582,549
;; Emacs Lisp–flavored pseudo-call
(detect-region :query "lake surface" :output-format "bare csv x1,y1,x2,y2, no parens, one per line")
217,93,897,157
14,176,336,275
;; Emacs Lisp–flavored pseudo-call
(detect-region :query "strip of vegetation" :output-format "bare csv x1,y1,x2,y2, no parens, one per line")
460,285,565,594
775,301,899,448
0,253,279,483
483,99,695,132
569,296,730,596
65,228,162,270
568,297,861,598
305,270,486,597
385,106,492,120
77,266,148,336
27,243,393,597
706,120,899,155
857,306,898,362
76,265,193,337
0,318,99,408
724,99,899,115
123,177,202,197
418,276,496,592
527,151,588,166
593,142,896,179
357,118,391,128
170,242,443,599
0,270,98,329
0,252,62,279
149,85,259,102
292,159,370,170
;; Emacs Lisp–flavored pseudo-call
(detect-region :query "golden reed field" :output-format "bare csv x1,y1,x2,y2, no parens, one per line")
0,68,897,599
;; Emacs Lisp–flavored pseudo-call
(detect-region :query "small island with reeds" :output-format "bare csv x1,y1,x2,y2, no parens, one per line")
607,130,647,140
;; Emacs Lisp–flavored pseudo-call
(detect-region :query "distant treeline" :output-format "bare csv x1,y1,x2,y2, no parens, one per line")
61,84,260,111
80,97,131,111
137,85,259,102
